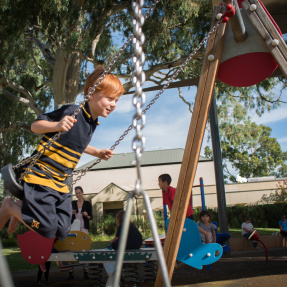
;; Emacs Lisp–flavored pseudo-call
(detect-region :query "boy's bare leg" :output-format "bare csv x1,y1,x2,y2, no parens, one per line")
0,198,27,232
7,200,23,234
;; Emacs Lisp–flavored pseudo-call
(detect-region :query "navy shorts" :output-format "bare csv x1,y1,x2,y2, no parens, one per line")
22,182,72,240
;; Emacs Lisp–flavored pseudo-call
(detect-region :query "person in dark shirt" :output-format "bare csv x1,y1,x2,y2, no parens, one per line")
0,67,124,240
110,210,143,250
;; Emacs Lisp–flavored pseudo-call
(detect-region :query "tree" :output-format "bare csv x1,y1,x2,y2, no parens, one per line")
222,121,287,181
0,0,285,171
218,85,287,180
201,95,287,181
0,0,212,167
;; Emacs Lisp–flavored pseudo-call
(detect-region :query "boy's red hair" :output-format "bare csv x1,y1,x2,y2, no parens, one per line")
84,67,125,98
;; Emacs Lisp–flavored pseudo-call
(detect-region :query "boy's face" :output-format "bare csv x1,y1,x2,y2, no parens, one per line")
88,90,120,120
158,178,168,190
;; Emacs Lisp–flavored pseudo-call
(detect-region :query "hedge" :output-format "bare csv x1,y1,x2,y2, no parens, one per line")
193,202,287,228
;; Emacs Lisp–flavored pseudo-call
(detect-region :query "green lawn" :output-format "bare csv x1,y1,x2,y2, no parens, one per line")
224,227,278,237
2,248,39,272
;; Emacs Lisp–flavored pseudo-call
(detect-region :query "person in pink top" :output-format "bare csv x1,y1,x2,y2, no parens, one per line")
158,173,210,243
69,186,93,280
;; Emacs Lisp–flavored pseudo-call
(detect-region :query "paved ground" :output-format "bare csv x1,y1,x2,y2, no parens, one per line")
10,248,287,286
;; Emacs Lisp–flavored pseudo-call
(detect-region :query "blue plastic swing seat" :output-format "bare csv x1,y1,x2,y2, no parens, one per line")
166,218,223,270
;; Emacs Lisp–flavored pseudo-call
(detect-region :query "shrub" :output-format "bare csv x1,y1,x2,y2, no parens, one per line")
102,214,117,236
197,202,287,229
1,238,18,248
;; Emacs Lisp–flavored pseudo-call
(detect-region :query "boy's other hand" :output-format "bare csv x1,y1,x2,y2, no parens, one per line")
100,149,114,160
57,116,77,132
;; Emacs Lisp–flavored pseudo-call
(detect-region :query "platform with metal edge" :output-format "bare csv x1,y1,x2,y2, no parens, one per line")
48,248,158,287
48,247,157,263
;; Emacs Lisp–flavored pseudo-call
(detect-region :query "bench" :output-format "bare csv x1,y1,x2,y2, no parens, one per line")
229,235,286,251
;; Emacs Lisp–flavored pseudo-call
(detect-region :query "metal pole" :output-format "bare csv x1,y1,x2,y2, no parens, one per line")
222,0,247,42
200,177,206,210
163,205,168,233
209,92,229,234
0,240,15,287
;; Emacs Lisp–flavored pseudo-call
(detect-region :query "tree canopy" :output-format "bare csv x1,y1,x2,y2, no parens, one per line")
203,95,287,181
0,0,286,178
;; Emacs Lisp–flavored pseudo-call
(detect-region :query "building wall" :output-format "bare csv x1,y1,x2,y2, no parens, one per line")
133,181,279,211
76,161,280,217
74,161,216,195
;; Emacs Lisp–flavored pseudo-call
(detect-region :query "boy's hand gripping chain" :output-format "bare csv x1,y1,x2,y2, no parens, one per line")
3,0,224,198
1,1,160,199
71,17,223,186
112,1,171,286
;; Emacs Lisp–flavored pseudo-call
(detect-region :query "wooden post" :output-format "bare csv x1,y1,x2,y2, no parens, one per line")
155,6,227,286
242,0,287,78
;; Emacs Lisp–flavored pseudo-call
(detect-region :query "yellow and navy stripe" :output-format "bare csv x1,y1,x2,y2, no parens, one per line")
23,103,99,193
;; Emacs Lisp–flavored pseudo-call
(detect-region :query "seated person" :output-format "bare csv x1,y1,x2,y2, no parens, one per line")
197,210,217,244
109,210,143,250
241,216,259,249
278,215,287,237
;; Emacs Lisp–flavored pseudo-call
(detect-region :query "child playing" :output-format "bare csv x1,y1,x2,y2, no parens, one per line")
197,210,217,244
241,216,259,249
109,210,143,250
0,67,125,240
158,173,211,243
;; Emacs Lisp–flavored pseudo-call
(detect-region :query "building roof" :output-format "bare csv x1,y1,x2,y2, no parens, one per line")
76,148,210,171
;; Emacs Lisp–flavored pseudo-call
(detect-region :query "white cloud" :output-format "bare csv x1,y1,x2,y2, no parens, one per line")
278,136,287,143
113,94,134,114
251,106,287,125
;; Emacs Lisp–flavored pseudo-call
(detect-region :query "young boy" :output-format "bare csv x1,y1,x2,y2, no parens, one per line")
0,68,125,240
241,216,259,249
158,173,211,243
158,174,194,219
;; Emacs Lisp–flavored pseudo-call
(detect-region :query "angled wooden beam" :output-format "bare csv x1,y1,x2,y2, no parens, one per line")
155,6,227,286
242,0,287,78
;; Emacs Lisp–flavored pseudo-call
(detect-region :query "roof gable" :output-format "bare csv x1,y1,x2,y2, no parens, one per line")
92,182,129,203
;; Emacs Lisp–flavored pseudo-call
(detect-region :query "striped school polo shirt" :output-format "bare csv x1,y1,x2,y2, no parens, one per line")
23,102,99,193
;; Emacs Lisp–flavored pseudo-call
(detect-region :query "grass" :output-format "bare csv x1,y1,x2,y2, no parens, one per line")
2,248,39,272
222,227,279,237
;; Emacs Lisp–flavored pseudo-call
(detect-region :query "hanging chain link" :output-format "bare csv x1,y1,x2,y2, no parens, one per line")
15,2,222,188
70,18,223,187
131,0,146,196
14,1,160,184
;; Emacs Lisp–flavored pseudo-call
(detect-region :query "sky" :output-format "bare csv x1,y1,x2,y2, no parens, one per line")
74,30,287,178
74,31,287,178
76,81,287,178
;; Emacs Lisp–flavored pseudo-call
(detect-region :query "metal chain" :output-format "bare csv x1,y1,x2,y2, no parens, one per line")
142,19,222,113
69,18,223,186
14,0,160,183
131,0,146,196
113,1,147,285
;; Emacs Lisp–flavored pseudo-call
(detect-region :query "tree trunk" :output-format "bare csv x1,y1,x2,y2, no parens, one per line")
53,48,69,109
66,51,82,104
